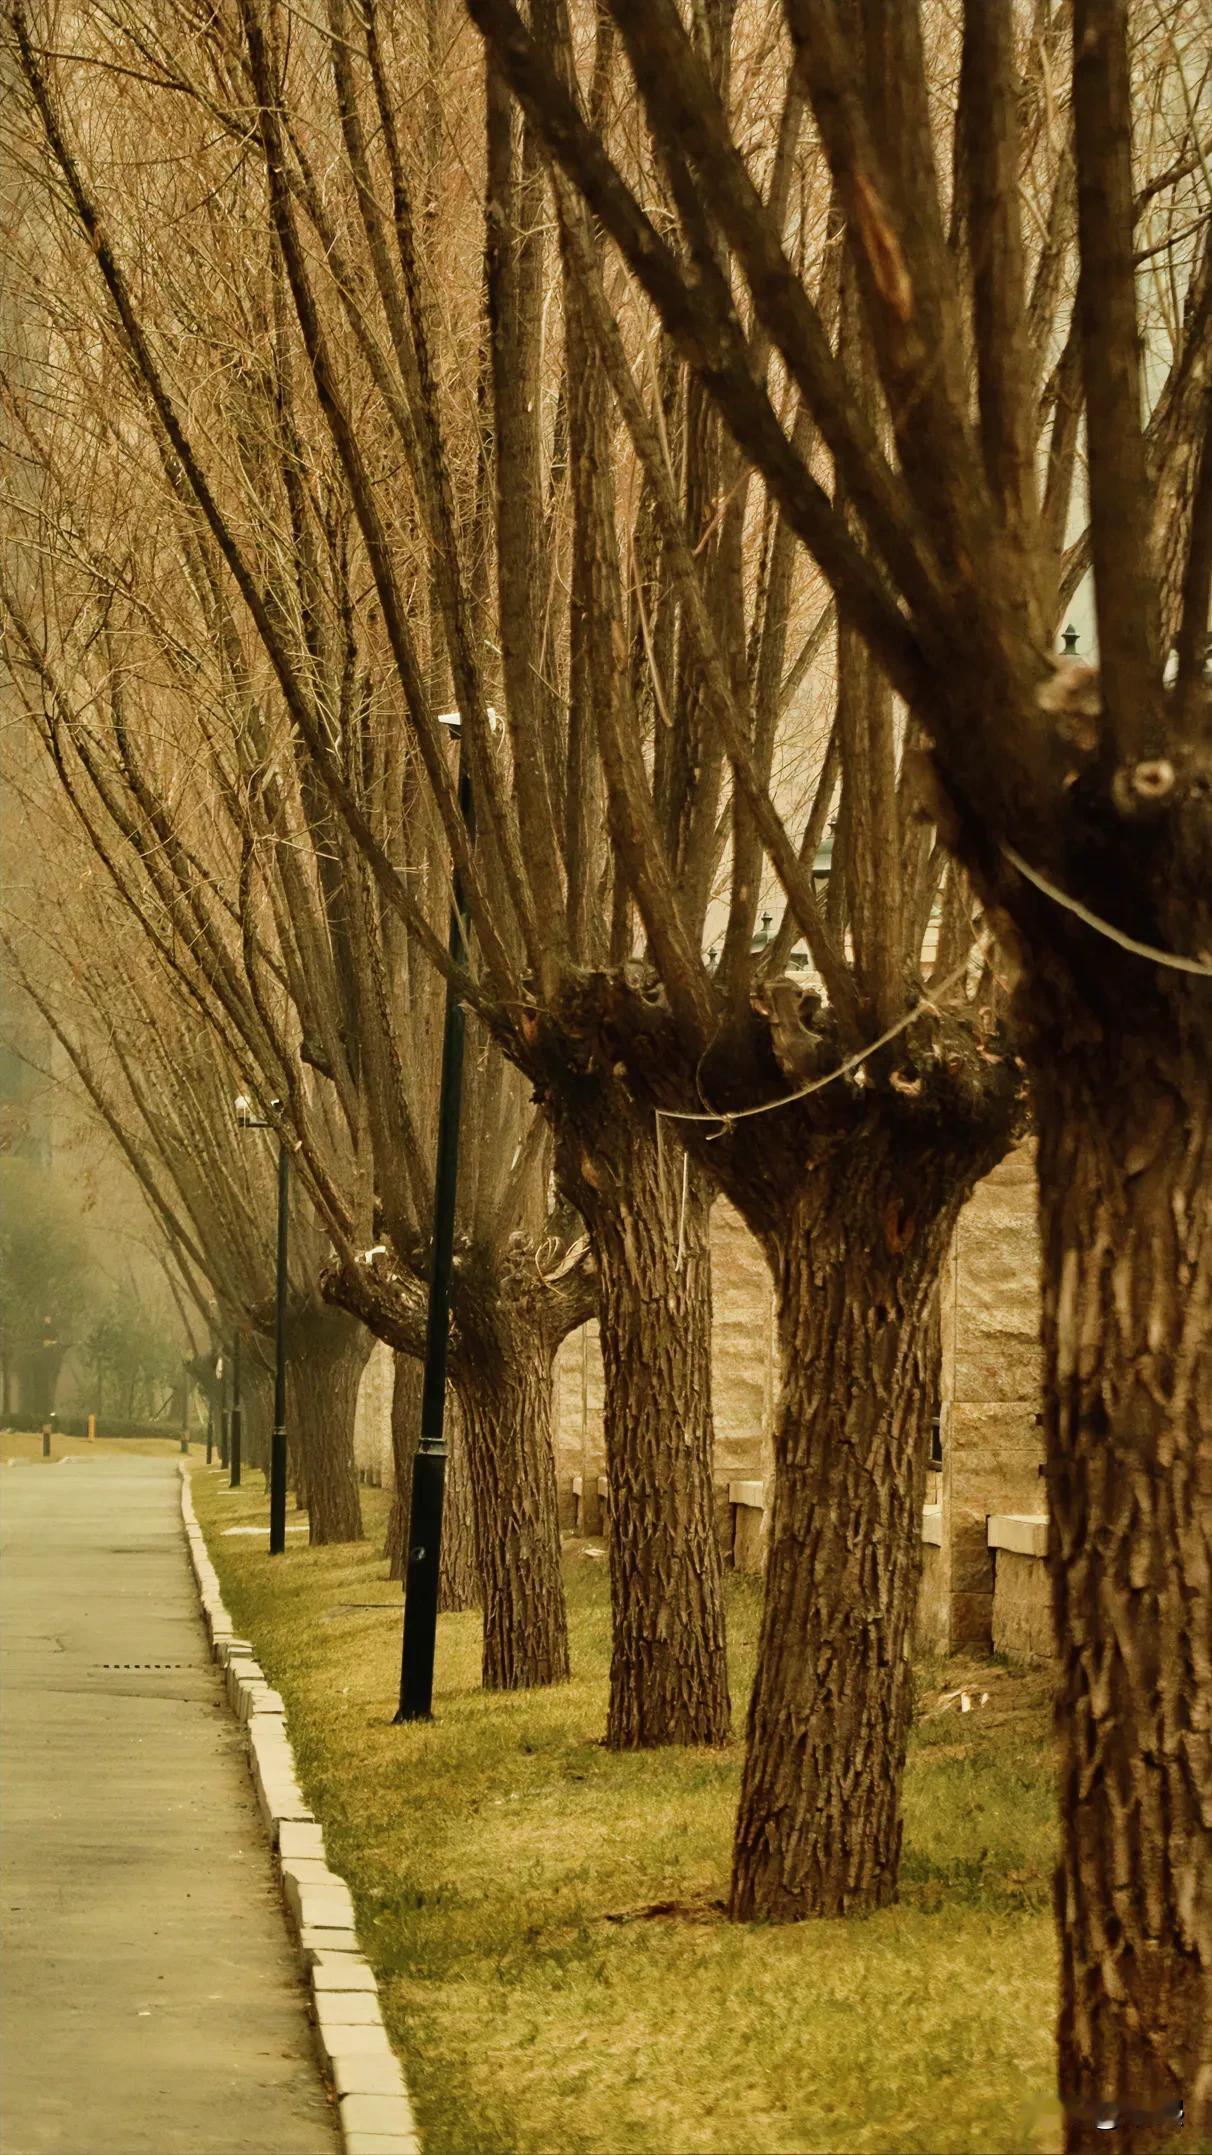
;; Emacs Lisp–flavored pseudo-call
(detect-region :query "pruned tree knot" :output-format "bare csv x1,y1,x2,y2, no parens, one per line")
1127,757,1175,802
752,978,824,1082
1036,662,1101,753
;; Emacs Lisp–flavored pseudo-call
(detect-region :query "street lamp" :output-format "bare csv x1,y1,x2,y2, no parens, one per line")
235,1094,290,1557
395,710,473,1723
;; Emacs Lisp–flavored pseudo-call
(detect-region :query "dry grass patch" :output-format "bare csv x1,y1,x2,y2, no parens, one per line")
3,1428,192,1461
192,1467,1062,2155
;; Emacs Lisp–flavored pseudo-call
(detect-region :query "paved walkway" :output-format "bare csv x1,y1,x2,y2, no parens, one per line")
0,1455,337,2155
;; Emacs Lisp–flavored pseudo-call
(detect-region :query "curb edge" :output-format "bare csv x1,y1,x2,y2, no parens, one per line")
178,1463,422,2155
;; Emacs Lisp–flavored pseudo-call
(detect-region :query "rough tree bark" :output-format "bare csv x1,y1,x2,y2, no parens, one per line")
729,1128,971,1918
1031,987,1211,2150
550,1089,730,1749
285,1303,367,1544
385,1353,479,1605
455,1289,570,1690
438,1398,480,1614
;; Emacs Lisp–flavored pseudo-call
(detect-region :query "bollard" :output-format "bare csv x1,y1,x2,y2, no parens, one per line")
179,1431,189,1455
87,1413,96,1444
42,1424,51,1459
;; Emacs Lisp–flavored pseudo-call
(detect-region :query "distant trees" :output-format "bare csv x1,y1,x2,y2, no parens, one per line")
83,1281,181,1424
0,1152,88,1419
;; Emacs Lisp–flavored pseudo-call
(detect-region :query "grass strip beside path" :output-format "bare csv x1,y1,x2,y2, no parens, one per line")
191,1468,1061,2155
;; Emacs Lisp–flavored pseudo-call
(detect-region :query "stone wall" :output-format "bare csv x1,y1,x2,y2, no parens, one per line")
992,1549,1052,1660
937,1144,1045,1651
916,1543,949,1656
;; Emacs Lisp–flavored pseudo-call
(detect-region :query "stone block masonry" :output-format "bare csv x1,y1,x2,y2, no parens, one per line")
938,1145,1045,1653
179,1465,422,2155
989,1515,1052,1660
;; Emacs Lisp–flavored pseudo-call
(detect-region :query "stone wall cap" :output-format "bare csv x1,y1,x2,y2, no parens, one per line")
987,1511,1048,1557
728,1478,765,1508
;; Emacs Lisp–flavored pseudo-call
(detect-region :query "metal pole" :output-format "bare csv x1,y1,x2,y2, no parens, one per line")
269,1139,289,1556
230,1329,242,1490
205,1404,213,1467
395,745,471,1722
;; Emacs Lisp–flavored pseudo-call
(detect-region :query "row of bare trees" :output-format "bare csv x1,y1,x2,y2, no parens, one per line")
1,0,1207,2141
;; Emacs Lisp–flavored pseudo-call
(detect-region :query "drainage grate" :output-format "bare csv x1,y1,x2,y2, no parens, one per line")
97,1663,191,1672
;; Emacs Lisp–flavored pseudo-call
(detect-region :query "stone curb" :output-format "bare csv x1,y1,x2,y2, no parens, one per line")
178,1465,421,2155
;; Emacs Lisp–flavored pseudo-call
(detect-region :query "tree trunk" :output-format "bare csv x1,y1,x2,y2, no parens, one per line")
1034,1038,1211,2151
286,1304,368,1545
456,1308,569,1690
730,1143,961,1919
384,1354,480,1606
385,1352,421,1579
439,1396,480,1613
241,1356,273,1477
574,1113,730,1749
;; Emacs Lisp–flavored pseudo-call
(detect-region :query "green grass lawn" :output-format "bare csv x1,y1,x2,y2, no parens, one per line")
192,1468,1062,2155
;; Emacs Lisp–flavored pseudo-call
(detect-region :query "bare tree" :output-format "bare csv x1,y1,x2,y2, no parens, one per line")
0,11,594,1674
1,0,735,1744
464,0,1212,2137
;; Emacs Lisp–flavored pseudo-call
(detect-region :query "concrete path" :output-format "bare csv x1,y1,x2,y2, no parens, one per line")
0,1455,337,2155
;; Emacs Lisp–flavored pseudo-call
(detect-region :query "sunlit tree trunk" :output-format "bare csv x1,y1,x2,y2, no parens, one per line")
439,1399,480,1613
730,1130,966,1917
455,1299,569,1690
554,1098,730,1749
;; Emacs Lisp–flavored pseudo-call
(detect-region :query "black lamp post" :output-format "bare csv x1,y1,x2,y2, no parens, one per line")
395,713,473,1723
236,1095,290,1556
